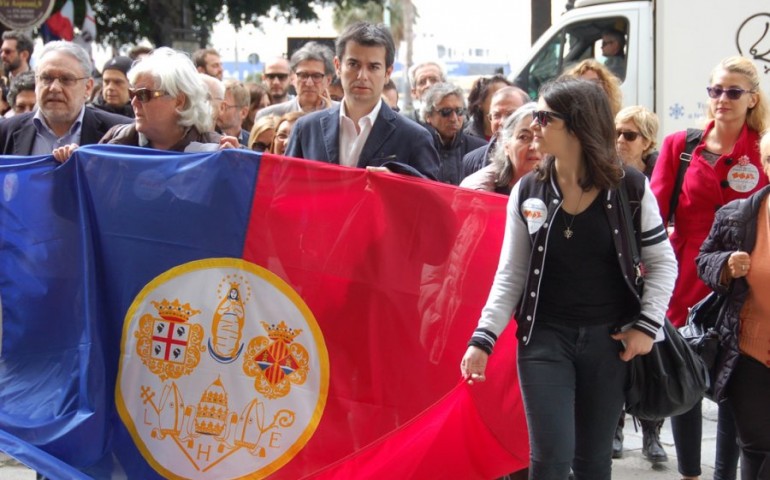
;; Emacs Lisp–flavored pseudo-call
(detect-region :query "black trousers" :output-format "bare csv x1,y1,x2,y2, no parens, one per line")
728,355,770,480
517,321,627,480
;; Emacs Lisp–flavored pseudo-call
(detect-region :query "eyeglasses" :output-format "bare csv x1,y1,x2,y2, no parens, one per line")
36,74,88,87
128,88,168,103
706,86,753,100
532,110,566,126
617,130,641,141
416,76,441,87
436,107,465,118
221,102,241,111
296,72,326,83
489,110,513,122
264,73,289,81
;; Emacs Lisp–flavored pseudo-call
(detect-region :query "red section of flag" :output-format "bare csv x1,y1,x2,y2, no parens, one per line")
243,154,529,478
45,12,74,41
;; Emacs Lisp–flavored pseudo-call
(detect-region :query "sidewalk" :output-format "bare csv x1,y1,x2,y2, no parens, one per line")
613,399,727,479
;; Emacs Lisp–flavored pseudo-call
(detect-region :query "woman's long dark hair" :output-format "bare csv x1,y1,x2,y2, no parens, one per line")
534,77,622,191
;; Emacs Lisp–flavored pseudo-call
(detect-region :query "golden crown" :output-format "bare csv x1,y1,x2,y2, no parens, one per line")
152,299,201,323
261,321,302,343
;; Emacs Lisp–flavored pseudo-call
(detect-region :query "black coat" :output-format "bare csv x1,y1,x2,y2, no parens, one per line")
0,106,131,155
696,185,770,401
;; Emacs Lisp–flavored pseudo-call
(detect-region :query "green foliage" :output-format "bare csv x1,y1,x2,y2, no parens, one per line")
60,0,383,49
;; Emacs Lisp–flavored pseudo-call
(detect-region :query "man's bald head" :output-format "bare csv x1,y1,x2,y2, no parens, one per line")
488,86,530,135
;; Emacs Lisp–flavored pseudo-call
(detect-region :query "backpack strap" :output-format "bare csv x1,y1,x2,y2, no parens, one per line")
667,128,704,225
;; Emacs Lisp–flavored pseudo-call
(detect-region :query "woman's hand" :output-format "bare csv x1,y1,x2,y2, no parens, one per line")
218,136,240,150
52,143,79,163
460,346,489,385
725,251,751,279
611,328,654,362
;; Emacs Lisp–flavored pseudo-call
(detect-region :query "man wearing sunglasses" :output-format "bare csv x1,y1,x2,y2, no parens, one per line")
256,42,337,121
285,22,439,180
422,82,486,185
262,57,293,105
0,41,130,156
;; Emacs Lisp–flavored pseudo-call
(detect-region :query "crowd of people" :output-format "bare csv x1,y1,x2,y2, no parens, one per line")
0,21,769,480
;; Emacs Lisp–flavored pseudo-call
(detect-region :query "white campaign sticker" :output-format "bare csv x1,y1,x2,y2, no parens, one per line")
521,198,548,234
727,157,760,193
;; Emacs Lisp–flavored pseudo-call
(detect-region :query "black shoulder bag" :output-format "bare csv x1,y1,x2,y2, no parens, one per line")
678,290,728,400
667,128,703,225
618,180,710,420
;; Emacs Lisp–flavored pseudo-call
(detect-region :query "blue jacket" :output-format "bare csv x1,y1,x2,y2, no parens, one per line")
285,100,440,180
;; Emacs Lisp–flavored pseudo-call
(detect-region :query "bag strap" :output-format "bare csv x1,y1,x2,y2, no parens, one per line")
667,128,704,224
618,179,643,288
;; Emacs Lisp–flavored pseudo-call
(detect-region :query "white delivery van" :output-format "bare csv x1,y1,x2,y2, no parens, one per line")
511,0,770,136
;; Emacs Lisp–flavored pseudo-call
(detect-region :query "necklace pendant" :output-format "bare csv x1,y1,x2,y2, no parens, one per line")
563,227,574,239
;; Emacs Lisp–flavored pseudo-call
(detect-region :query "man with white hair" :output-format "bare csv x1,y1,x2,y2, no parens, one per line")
0,41,129,155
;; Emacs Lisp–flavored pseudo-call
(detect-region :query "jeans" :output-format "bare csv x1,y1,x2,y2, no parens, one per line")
517,321,627,480
727,355,770,480
671,399,740,478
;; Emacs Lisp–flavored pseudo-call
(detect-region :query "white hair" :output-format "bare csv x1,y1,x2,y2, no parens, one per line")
128,47,212,132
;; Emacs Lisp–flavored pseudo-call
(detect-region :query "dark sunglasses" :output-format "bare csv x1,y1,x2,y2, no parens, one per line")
129,88,167,103
436,107,465,118
617,130,641,141
706,86,752,100
264,73,289,81
532,110,566,126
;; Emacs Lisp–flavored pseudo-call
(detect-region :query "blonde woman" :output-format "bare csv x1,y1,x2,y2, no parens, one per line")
652,55,770,480
615,105,659,178
248,114,278,152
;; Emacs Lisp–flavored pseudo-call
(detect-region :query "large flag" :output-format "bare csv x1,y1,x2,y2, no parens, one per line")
41,0,75,42
0,147,528,479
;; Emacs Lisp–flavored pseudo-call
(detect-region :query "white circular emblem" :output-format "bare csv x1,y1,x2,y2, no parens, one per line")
116,258,329,479
727,161,760,193
521,198,548,234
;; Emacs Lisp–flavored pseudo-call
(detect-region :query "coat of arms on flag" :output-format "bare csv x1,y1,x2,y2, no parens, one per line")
116,258,329,479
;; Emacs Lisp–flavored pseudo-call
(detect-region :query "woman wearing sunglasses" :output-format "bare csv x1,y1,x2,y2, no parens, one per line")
461,77,676,479
615,106,659,179
52,47,237,162
650,56,770,480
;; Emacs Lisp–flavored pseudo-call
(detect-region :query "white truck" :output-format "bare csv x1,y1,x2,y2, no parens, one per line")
511,0,770,136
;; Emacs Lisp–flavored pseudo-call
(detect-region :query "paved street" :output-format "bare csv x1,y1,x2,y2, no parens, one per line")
613,399,729,479
0,400,731,479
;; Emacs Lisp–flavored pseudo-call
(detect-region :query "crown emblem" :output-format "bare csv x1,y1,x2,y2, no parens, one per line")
152,299,201,323
194,377,228,436
261,321,302,343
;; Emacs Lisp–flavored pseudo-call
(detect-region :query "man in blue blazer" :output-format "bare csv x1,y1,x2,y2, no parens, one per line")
0,41,129,156
285,22,440,180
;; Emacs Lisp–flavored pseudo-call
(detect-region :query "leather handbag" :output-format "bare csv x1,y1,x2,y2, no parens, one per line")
618,181,710,420
625,318,710,420
678,291,727,400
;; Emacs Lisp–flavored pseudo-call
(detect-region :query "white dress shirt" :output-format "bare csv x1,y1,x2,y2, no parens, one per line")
338,100,382,168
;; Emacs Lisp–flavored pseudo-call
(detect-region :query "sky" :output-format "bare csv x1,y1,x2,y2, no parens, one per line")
209,0,567,73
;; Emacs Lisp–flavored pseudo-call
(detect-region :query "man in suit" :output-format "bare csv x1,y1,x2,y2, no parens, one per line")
0,41,130,156
285,22,439,180
256,42,336,120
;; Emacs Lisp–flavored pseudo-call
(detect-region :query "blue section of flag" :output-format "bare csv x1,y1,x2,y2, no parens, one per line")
0,146,261,478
